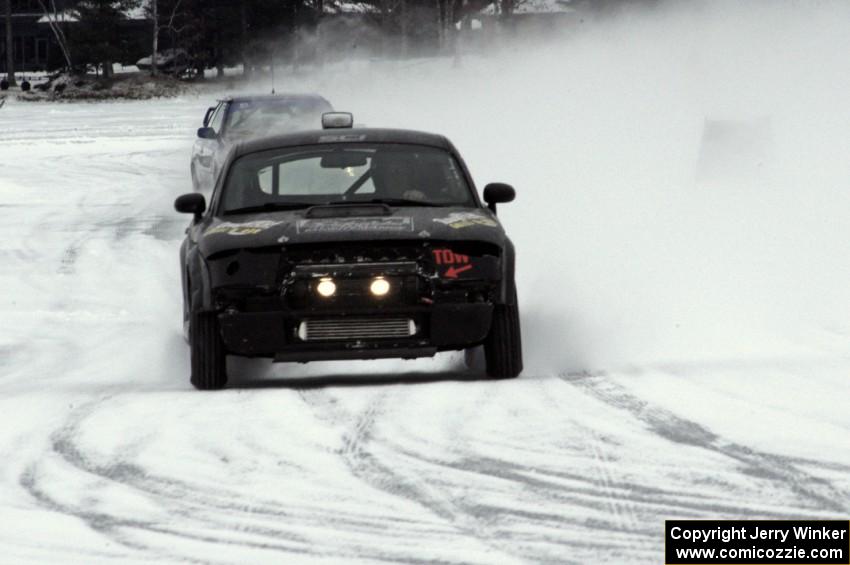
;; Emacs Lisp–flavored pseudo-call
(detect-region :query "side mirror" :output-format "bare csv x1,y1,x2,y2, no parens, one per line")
482,182,515,213
175,193,206,221
197,126,217,140
203,106,215,126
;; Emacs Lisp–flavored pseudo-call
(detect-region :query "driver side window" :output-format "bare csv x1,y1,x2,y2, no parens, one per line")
208,103,227,135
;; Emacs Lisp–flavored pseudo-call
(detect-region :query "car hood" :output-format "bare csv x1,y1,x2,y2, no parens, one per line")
198,206,506,257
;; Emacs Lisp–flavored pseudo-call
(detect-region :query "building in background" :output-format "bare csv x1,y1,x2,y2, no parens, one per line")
0,0,149,74
0,0,57,73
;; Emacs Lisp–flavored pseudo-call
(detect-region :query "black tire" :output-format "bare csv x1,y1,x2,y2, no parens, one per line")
484,287,523,379
190,311,227,390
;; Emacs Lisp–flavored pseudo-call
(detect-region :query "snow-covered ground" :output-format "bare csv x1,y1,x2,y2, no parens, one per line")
2,2,850,563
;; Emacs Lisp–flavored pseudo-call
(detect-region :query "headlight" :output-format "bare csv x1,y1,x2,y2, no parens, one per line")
316,278,336,297
370,277,390,296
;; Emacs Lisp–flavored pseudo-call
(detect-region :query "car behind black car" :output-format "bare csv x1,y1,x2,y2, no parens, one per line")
176,114,521,389
191,94,334,191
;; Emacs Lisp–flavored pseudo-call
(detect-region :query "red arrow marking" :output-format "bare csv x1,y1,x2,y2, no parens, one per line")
444,265,473,278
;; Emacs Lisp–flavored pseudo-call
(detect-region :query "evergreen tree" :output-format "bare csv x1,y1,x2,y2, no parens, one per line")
71,0,141,77
4,0,15,85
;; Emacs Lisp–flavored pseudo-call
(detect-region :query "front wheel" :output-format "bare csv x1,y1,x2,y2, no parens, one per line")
484,288,523,379
190,311,227,390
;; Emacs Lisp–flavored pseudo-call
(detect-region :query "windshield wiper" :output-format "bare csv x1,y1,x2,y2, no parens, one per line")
223,202,313,215
340,198,445,207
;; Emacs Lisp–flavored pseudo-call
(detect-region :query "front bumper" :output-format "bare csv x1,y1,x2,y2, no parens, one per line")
210,240,501,361
218,302,493,360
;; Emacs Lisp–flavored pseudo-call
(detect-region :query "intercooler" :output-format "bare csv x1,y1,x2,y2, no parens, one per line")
297,317,416,341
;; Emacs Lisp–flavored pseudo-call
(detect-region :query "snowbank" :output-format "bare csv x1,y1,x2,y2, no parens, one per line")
17,72,193,101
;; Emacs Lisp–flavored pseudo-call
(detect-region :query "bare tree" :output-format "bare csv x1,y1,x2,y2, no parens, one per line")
315,0,324,67
434,0,442,49
399,0,407,57
37,0,73,69
4,0,15,85
150,0,157,75
435,0,458,52
375,0,403,56
444,0,455,52
240,0,250,78
149,0,186,76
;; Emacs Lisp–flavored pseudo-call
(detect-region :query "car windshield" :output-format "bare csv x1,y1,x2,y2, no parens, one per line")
224,98,330,137
220,143,475,213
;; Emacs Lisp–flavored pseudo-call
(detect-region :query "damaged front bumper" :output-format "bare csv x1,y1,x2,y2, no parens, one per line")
208,241,502,362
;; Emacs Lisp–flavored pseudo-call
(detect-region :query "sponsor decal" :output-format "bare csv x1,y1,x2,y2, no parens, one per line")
297,216,414,234
433,211,498,229
432,248,469,265
432,248,474,278
205,220,284,236
318,134,367,143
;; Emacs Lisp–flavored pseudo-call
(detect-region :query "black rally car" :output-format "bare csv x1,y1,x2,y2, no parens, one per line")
175,113,521,389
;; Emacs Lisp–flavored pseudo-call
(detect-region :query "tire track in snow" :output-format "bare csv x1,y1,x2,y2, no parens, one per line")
430,451,811,522
533,377,654,558
297,377,822,564
19,396,163,557
538,376,751,517
383,375,840,564
25,391,453,563
562,371,850,515
19,397,320,562
297,387,525,564
2,133,187,380
297,382,670,563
